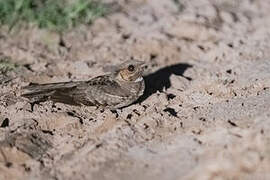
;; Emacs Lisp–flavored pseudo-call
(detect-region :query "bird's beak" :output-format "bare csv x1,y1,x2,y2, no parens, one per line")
140,62,148,71
136,61,145,67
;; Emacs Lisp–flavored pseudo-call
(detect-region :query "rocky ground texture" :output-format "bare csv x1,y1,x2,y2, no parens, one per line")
1,0,270,179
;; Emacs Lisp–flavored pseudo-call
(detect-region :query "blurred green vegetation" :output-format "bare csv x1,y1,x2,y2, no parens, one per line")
0,0,107,31
0,57,18,74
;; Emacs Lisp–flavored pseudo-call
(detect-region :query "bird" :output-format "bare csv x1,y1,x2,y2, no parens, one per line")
21,60,146,110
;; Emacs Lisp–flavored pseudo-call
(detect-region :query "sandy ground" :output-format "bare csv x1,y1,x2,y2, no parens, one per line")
1,0,270,179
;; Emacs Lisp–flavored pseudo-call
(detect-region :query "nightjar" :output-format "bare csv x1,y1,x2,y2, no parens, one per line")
22,60,146,109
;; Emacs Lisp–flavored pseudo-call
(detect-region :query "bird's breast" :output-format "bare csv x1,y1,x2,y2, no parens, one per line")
127,80,145,97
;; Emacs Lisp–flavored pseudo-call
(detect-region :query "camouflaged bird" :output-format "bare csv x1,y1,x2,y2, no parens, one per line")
22,60,145,110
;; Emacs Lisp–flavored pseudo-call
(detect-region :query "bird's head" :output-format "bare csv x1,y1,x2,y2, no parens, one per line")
115,59,146,83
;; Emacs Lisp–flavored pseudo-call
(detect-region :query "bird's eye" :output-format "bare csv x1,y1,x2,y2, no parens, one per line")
128,65,135,72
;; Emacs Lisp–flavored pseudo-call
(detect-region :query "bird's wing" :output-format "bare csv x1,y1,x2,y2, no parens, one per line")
86,75,131,97
56,75,131,106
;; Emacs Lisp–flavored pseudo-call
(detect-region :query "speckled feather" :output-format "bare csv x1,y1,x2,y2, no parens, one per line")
22,60,145,109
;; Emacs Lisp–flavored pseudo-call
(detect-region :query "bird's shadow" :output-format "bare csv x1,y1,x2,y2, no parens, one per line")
137,63,193,103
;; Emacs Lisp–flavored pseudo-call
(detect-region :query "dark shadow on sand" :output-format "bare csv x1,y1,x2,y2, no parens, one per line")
137,63,193,103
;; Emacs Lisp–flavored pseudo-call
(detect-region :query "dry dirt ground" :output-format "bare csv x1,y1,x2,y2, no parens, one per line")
1,0,270,179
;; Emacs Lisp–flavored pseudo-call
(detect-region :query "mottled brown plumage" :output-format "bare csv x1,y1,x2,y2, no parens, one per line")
22,60,145,109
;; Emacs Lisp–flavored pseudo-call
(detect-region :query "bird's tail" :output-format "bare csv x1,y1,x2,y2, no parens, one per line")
21,82,77,103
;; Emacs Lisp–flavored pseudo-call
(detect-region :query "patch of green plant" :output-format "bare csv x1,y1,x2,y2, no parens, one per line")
0,0,107,31
172,0,185,12
0,57,18,74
